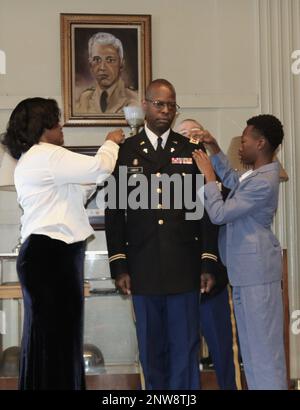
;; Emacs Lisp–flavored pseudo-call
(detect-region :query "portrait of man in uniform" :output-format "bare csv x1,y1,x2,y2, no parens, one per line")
75,31,139,115
60,14,151,126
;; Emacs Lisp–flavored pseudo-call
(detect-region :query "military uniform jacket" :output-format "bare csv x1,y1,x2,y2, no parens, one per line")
105,129,220,295
76,78,139,115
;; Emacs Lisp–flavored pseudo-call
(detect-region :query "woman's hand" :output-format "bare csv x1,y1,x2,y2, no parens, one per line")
106,129,125,145
192,149,216,182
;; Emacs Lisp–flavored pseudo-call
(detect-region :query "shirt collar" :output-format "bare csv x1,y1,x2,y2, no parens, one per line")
144,124,170,149
239,169,254,182
95,78,120,99
238,161,279,182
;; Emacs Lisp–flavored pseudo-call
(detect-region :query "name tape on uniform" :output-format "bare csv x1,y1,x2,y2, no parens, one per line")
127,166,143,174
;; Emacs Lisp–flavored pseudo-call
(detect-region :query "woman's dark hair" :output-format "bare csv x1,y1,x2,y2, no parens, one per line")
247,114,284,151
1,98,60,159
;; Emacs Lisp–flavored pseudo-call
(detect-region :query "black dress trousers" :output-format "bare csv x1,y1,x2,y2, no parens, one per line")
17,234,86,390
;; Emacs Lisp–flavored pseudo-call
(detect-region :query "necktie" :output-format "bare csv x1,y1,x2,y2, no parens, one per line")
157,136,163,153
100,91,108,113
156,136,164,165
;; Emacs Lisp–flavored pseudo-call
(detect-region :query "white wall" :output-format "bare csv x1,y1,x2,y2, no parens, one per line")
0,0,299,380
0,0,258,146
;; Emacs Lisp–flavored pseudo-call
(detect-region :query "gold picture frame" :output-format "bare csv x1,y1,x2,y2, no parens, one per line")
67,146,105,230
60,13,152,126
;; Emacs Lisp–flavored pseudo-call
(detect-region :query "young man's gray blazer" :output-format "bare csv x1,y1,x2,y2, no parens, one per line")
203,151,282,287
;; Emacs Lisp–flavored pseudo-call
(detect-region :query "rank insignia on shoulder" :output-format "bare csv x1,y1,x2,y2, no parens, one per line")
189,137,199,145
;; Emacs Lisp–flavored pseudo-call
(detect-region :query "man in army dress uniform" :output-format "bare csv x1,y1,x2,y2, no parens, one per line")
76,32,139,115
105,79,220,389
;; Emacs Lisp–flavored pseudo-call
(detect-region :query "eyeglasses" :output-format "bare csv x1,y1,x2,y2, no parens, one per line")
145,99,180,111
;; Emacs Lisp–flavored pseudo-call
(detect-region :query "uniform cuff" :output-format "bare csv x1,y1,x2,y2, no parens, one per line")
201,256,219,276
108,254,128,279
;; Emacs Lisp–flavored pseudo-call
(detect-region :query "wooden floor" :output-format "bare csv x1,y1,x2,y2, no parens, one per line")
87,370,224,390
0,370,239,390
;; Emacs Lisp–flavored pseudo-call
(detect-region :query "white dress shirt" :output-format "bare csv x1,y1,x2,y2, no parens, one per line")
144,124,170,149
239,168,254,182
14,140,119,244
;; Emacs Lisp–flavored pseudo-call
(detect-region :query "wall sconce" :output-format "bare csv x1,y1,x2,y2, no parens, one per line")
123,106,145,136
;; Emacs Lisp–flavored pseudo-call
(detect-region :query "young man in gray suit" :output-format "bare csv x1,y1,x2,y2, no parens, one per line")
192,115,287,390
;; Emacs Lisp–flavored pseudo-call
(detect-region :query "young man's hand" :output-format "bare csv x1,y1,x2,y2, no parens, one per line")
190,130,220,155
192,149,216,182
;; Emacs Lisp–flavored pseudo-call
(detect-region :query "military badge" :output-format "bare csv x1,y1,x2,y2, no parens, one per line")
171,157,193,164
171,157,183,164
189,137,199,145
133,158,139,166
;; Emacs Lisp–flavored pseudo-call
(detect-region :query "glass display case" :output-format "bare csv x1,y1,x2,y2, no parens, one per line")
83,250,139,374
0,249,140,389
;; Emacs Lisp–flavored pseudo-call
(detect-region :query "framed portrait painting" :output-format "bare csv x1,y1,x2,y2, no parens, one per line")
60,14,152,126
67,146,106,230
